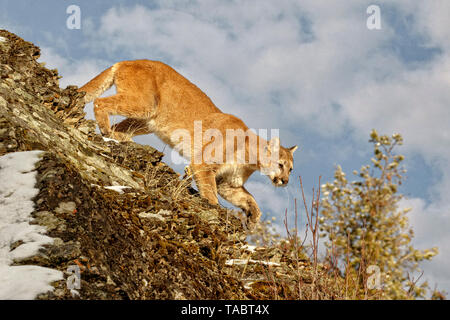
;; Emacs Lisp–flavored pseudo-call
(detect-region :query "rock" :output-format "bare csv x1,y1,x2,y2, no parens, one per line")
33,211,66,231
138,211,166,221
54,202,77,215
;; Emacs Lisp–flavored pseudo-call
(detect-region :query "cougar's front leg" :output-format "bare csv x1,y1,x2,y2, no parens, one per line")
191,165,219,205
217,183,261,230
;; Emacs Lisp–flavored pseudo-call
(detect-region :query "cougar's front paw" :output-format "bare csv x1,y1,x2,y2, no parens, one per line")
244,203,261,231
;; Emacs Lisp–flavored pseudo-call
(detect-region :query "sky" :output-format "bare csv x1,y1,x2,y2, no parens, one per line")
1,0,449,294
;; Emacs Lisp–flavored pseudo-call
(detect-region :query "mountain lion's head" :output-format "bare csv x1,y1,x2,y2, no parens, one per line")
261,137,298,187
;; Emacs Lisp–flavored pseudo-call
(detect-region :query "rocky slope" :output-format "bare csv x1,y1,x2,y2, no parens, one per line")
0,30,342,300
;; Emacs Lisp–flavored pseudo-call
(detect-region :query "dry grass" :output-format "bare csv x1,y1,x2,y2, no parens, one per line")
104,119,391,300
243,176,387,300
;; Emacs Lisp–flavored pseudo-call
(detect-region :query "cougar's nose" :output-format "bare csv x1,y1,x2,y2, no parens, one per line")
273,177,282,186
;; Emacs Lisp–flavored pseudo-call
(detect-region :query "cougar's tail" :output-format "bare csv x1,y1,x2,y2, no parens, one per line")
78,64,117,103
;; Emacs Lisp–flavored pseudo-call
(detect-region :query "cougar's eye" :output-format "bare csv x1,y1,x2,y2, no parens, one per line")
278,163,283,169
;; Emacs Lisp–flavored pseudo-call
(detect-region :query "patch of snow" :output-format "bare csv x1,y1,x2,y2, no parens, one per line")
225,259,281,267
102,137,119,143
104,185,130,194
0,151,63,299
244,283,253,289
156,209,172,216
242,244,257,253
0,36,7,42
0,265,63,299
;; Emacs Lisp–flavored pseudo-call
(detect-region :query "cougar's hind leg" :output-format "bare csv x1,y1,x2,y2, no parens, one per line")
110,118,152,142
93,96,113,136
93,93,155,138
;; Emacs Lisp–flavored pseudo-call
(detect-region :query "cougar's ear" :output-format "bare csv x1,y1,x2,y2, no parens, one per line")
289,145,298,154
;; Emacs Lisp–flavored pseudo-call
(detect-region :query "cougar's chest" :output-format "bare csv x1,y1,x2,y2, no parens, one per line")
216,164,251,187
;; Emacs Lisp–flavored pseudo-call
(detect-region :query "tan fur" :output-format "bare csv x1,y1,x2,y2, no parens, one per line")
79,59,297,229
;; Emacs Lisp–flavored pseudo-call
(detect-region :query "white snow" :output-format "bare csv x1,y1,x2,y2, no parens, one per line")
0,36,7,42
242,244,257,253
104,185,130,194
225,259,281,267
102,137,119,143
0,151,63,299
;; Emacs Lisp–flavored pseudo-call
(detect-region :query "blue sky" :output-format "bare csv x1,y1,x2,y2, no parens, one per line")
2,0,449,294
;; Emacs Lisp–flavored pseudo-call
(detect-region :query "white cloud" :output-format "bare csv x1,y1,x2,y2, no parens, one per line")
38,46,113,120
0,13,31,37
38,46,107,88
79,1,447,144
77,0,450,175
408,0,450,51
400,196,450,293
340,54,450,161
